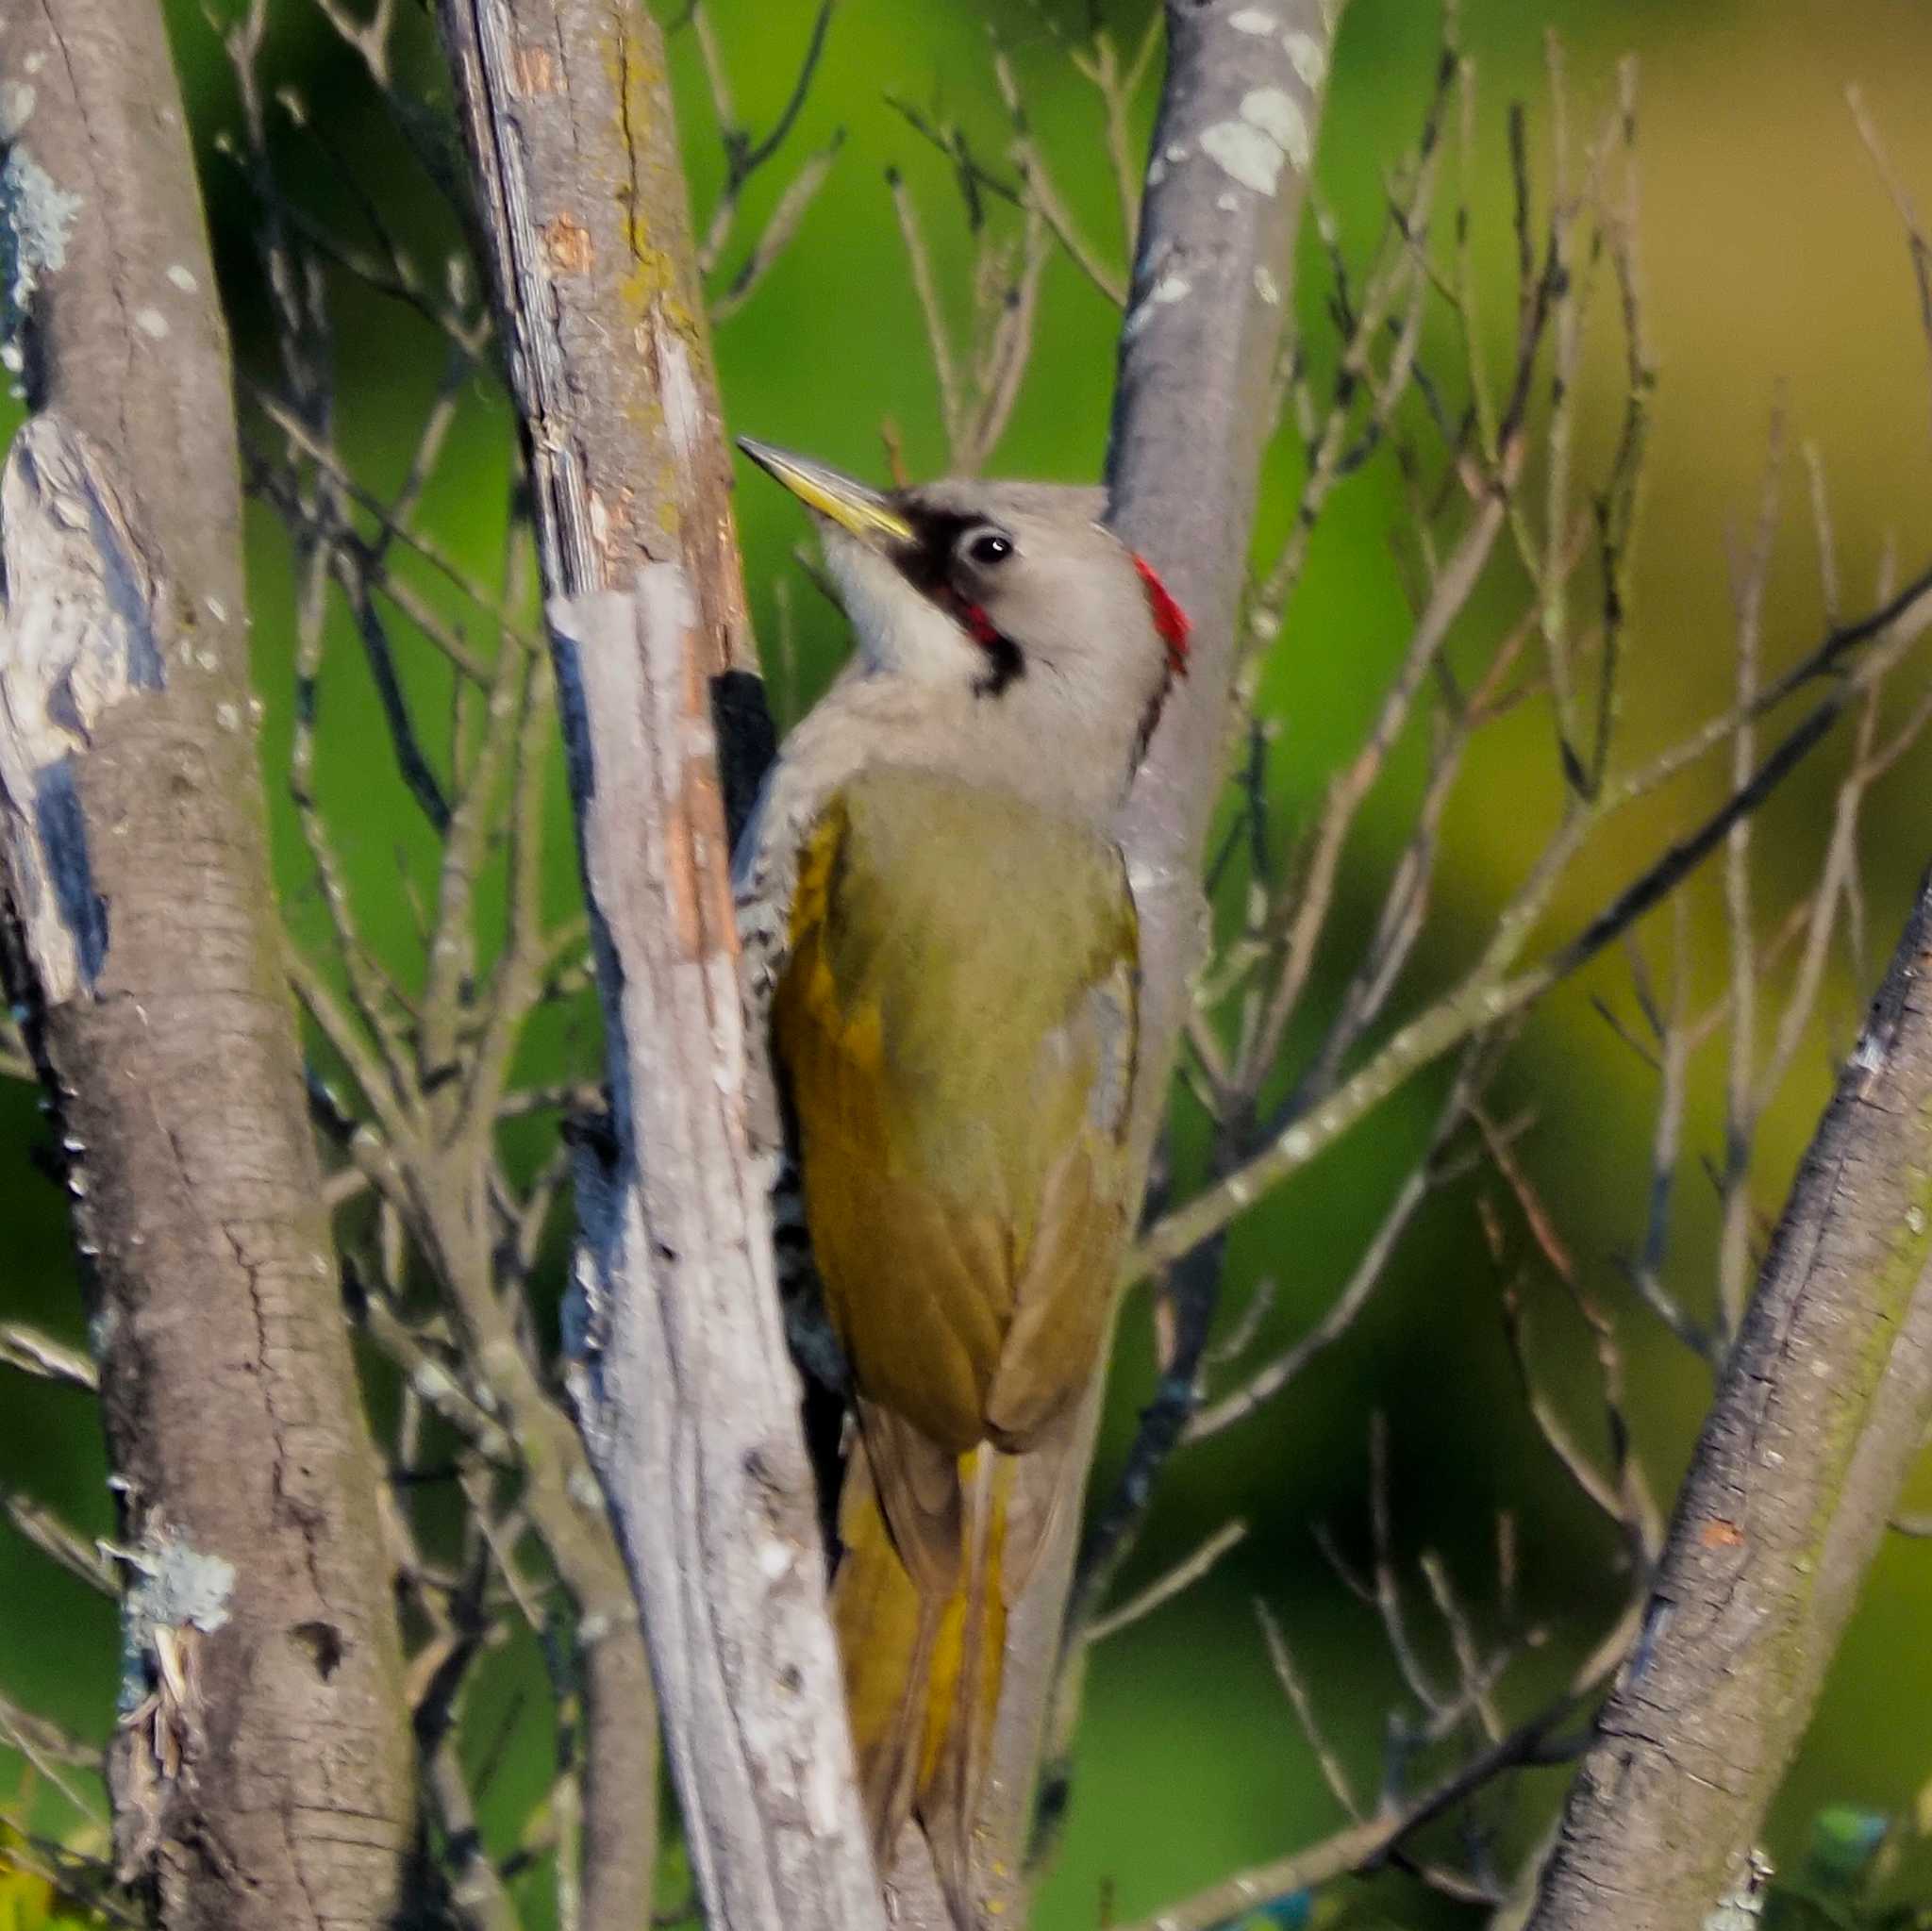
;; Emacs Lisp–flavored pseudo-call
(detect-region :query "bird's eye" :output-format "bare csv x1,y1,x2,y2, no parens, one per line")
965,530,1013,567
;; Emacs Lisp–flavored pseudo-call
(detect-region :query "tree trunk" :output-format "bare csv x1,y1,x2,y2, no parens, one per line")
434,4,884,1927
1525,864,1932,1930
0,2,415,1924
981,1,1342,1906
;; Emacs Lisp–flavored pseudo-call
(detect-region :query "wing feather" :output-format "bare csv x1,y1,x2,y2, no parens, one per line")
771,768,1141,1905
772,767,1138,1496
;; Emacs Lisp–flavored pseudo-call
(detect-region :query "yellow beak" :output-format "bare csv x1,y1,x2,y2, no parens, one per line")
738,438,915,547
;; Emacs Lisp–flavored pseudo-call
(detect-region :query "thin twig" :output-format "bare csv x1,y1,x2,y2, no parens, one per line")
1087,1520,1248,1643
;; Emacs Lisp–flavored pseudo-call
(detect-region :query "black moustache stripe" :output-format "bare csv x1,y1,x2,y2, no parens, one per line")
891,504,1026,697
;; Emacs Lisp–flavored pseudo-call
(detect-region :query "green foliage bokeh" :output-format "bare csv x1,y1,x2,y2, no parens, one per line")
8,2,1932,1925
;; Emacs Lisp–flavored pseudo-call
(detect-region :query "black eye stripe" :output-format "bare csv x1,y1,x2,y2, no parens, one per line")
883,503,1028,691
890,507,1019,590
891,508,974,594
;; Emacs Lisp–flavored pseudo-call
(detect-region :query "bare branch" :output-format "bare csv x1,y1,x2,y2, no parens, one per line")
1132,557,1932,1282
0,1320,96,1390
1714,413,1783,1341
1526,866,1932,1930
992,44,1128,308
709,133,843,324
1113,1699,1582,1931
1849,85,1932,456
1243,489,1508,1087
1256,1598,1365,1820
4,1488,116,1595
0,1688,102,1797
1085,1519,1248,1644
689,0,840,307
1187,1055,1482,1441
0,5,416,1915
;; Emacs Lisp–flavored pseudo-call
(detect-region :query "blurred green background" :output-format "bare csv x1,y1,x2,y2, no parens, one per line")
8,0,1932,1925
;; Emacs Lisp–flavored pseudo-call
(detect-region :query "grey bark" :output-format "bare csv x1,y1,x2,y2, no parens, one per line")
440,0,1339,1923
1525,864,1932,1930
552,574,883,1931
982,1,1339,1905
404,1143,659,1931
434,0,754,674
0,2,415,1924
1110,0,1335,1007
433,5,884,1928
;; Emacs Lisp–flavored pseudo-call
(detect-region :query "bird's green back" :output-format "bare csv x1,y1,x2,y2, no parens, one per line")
773,763,1139,1450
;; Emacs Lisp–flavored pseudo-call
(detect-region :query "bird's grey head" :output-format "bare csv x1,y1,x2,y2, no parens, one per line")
739,441,1189,791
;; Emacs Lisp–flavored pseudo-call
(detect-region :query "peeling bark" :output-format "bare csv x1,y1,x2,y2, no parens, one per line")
1525,866,1932,1931
436,0,753,683
554,572,883,1931
435,4,882,1926
0,2,414,1923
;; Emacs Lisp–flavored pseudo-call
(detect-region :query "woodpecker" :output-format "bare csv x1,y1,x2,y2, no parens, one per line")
734,440,1190,1923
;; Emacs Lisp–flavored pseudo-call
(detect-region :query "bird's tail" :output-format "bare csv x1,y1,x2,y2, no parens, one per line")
833,1435,1014,1927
